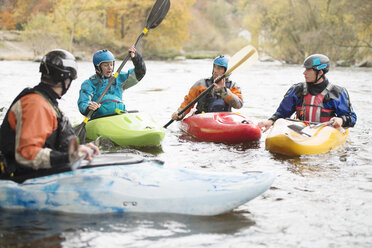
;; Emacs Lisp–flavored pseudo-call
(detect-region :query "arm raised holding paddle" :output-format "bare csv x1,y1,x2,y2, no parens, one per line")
77,45,145,118
74,0,171,142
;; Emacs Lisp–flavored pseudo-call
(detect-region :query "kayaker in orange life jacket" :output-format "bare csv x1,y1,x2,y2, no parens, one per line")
171,56,243,121
0,49,99,177
258,54,357,132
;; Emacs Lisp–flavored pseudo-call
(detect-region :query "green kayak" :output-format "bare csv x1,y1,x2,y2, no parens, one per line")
85,112,165,147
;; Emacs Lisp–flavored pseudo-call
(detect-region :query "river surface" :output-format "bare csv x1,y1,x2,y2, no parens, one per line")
0,59,371,248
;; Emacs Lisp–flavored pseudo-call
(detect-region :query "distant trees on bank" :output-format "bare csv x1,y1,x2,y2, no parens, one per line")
1,0,371,64
238,0,372,64
0,0,194,58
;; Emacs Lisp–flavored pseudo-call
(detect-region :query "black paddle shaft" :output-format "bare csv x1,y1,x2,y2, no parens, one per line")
86,0,170,120
163,74,227,128
74,0,170,137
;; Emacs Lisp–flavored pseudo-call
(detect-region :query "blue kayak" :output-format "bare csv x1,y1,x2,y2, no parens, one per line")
0,153,274,216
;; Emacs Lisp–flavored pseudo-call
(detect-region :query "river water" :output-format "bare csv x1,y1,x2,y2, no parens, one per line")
0,59,371,248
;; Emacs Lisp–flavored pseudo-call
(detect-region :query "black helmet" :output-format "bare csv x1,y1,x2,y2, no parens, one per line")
40,49,78,83
303,54,330,74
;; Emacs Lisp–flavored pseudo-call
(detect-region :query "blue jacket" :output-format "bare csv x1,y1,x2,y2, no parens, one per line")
269,80,357,127
77,53,146,118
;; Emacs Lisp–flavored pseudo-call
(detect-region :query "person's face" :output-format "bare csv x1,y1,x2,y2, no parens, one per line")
100,61,114,78
212,65,225,79
303,68,323,84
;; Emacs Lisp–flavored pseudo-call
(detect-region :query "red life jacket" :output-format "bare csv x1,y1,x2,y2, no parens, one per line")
296,82,335,123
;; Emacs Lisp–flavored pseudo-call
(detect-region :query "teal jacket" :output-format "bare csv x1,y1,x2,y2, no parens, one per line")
77,53,146,118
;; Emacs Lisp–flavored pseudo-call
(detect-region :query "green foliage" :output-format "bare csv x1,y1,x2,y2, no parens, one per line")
2,0,371,63
238,0,372,63
184,0,246,56
143,0,195,52
22,13,60,56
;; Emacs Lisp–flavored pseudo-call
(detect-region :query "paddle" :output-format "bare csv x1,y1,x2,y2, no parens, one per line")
288,120,335,137
163,45,259,128
69,136,102,171
74,0,171,142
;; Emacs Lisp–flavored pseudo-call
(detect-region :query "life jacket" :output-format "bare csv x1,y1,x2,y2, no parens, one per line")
196,78,232,113
90,75,126,118
0,87,74,176
296,82,335,122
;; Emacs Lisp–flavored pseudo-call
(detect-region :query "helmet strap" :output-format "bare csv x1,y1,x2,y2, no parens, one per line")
312,69,325,84
61,78,72,96
95,65,102,76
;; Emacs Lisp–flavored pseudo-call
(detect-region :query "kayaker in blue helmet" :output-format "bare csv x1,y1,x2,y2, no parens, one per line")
258,54,357,132
171,55,243,120
77,46,146,118
0,49,99,179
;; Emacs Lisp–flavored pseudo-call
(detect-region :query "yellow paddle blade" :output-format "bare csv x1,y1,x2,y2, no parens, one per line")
226,45,258,75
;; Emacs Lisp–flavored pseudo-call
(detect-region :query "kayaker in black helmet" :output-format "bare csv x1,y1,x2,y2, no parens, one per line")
171,55,243,121
0,49,99,178
258,54,357,132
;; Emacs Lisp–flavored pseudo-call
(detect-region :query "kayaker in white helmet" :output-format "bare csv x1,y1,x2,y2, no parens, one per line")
77,46,146,119
258,54,357,132
171,55,243,121
0,49,99,179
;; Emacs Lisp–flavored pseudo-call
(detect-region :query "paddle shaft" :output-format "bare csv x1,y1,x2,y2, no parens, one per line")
163,75,227,128
74,0,170,137
285,118,335,127
85,33,145,121
74,35,142,137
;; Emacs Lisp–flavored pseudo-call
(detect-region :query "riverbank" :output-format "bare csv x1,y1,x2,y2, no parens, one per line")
1,30,372,67
0,30,219,62
0,31,34,60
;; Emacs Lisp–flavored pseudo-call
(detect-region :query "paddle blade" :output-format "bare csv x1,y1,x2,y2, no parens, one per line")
288,124,311,137
226,45,258,75
146,0,171,29
68,136,82,171
73,122,87,144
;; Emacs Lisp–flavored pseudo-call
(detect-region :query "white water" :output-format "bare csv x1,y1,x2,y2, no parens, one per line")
0,59,371,248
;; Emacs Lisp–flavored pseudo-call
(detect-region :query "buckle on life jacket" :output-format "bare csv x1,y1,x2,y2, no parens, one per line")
0,152,14,177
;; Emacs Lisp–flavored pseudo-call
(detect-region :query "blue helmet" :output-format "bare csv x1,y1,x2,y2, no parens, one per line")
213,55,229,71
93,49,115,74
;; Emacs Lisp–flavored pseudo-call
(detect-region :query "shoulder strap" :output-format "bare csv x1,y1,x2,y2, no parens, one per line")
302,82,307,96
34,91,62,118
321,82,333,95
90,74,101,86
205,78,213,87
225,78,232,88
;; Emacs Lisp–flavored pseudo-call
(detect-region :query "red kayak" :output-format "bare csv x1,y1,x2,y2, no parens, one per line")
180,112,261,143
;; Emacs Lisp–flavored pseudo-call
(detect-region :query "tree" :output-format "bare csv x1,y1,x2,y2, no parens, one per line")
143,0,195,52
22,13,59,55
237,0,372,63
0,0,17,30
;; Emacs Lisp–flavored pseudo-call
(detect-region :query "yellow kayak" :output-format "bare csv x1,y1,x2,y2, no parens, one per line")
265,118,348,156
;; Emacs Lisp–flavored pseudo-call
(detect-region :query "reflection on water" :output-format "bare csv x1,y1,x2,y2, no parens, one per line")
98,137,164,156
0,60,371,247
0,209,255,247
